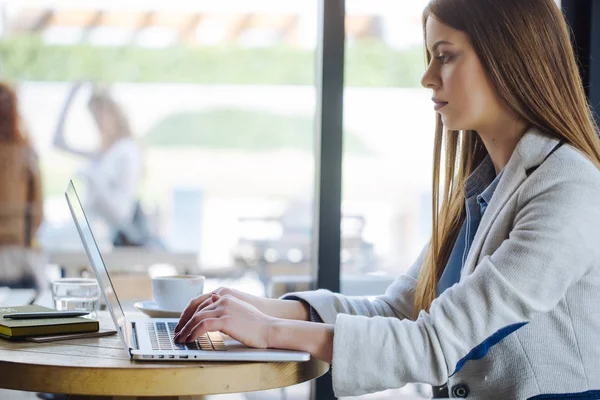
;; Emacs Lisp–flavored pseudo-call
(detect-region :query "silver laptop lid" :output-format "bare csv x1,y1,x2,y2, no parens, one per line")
65,180,132,356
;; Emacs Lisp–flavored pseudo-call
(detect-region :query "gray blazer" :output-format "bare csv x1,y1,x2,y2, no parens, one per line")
286,128,600,399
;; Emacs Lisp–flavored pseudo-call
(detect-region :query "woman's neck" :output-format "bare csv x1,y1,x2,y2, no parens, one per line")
476,119,530,175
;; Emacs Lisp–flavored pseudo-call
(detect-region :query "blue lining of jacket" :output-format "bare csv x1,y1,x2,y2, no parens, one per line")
450,321,528,376
527,390,600,399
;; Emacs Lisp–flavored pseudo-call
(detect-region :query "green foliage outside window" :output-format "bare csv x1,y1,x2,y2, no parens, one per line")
143,108,370,153
0,36,425,87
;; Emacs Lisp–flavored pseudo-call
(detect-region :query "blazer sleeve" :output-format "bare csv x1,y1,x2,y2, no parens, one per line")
280,244,427,323
329,159,600,397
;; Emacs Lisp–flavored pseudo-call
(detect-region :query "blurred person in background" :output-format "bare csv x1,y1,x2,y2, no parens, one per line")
0,82,47,290
53,82,158,248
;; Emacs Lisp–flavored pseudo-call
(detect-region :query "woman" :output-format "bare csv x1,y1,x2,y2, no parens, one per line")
53,83,148,247
174,0,600,398
0,83,46,290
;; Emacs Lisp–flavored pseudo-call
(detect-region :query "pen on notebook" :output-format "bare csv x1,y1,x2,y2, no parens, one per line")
2,311,90,319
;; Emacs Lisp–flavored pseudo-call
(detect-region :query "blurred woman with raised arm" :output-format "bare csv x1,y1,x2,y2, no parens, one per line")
175,1,600,398
53,83,149,247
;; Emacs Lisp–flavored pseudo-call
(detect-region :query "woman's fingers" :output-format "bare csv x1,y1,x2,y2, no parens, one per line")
176,288,231,332
197,293,220,313
175,292,213,333
176,288,241,332
179,317,227,343
174,295,222,341
174,294,273,350
174,307,222,342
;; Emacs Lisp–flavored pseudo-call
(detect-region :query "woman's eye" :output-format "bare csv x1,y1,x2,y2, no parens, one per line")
435,54,452,64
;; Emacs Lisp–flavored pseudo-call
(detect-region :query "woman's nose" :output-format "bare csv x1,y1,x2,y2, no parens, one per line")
421,64,438,89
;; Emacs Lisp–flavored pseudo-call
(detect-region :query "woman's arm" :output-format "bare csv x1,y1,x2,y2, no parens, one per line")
174,292,335,362
268,319,335,363
53,82,95,159
279,244,427,323
175,288,311,337
215,290,312,321
176,247,426,337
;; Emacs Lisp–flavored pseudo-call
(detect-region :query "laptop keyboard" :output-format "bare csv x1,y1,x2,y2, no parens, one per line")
147,322,226,351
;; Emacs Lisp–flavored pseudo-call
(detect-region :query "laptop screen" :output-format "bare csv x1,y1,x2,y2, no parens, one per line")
65,180,130,353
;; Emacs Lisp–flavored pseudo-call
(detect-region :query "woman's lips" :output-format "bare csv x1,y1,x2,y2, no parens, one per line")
433,101,448,111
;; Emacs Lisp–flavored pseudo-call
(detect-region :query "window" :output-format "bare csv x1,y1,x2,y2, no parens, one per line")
342,0,432,281
2,2,319,302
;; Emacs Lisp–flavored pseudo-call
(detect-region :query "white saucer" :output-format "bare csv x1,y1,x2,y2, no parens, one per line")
134,301,182,318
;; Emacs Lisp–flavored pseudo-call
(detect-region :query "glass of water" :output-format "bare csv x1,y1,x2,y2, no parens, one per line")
51,278,100,319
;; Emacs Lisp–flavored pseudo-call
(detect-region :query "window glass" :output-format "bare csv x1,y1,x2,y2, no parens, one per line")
342,0,433,284
0,1,318,307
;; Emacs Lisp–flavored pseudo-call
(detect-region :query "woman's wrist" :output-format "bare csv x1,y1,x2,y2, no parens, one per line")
266,318,334,363
291,299,311,321
263,298,310,321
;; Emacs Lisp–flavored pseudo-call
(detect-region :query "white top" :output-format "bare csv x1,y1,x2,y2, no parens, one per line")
82,137,142,232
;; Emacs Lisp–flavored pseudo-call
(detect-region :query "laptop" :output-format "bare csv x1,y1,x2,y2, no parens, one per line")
65,180,310,362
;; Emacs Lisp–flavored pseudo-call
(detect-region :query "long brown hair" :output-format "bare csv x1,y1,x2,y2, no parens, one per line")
0,82,27,144
0,82,43,245
414,0,600,317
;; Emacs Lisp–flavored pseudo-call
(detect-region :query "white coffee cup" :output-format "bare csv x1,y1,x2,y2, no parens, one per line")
151,275,205,312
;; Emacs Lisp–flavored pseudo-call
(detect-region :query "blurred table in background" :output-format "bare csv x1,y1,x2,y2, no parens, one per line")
48,249,201,277
46,249,242,307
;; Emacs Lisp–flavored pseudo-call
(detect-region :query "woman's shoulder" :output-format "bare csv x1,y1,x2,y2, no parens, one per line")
521,141,600,203
548,142,600,180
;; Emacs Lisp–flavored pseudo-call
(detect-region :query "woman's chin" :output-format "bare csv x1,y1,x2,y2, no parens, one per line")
440,116,467,132
440,115,456,130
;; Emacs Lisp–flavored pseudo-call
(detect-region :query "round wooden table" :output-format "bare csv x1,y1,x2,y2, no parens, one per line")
0,312,329,400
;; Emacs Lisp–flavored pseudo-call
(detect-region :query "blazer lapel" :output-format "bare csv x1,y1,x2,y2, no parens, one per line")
460,127,561,278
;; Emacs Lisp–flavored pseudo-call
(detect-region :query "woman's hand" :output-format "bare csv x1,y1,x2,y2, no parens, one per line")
173,293,275,349
174,291,336,363
175,287,258,334
174,287,309,334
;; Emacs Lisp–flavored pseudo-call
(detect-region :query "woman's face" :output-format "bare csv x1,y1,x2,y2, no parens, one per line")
421,17,507,132
90,103,118,141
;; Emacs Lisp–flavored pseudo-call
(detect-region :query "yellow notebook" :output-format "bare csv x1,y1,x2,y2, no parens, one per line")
0,305,99,339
